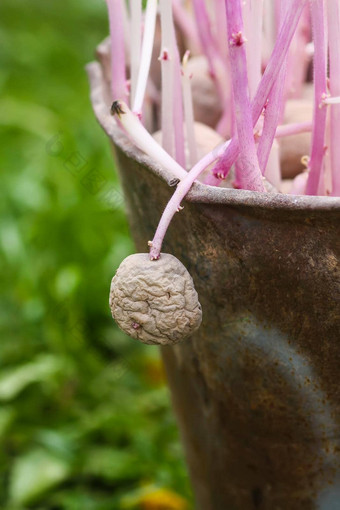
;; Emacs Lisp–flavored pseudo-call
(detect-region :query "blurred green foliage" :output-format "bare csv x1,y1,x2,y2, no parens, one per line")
0,0,192,507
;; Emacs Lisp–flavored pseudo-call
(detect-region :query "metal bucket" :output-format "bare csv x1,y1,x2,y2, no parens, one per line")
88,57,340,510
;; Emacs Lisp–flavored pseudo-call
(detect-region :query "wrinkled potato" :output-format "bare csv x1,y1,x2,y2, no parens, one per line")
109,253,202,345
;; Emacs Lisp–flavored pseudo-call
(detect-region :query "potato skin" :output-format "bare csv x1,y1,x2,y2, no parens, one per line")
109,253,202,345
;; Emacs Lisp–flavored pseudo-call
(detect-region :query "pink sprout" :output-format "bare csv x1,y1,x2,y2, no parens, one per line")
104,0,340,259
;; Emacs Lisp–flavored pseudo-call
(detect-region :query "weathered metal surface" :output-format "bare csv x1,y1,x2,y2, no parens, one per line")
88,60,340,510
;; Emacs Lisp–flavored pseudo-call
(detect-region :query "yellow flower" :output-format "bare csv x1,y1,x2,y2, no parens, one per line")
139,488,188,510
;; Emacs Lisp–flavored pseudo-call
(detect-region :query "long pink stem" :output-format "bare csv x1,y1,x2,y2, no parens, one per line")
243,0,264,99
305,0,327,195
323,96,340,105
327,0,340,196
106,0,127,101
257,63,286,175
192,0,219,80
252,0,308,128
172,0,201,54
214,0,232,137
214,0,229,61
182,52,198,168
149,141,231,260
172,29,186,167
262,0,275,64
285,5,310,99
275,121,312,138
257,0,288,176
129,0,142,107
159,0,175,156
132,0,158,116
223,0,264,191
159,0,185,166
192,0,226,104
209,0,307,183
319,111,332,196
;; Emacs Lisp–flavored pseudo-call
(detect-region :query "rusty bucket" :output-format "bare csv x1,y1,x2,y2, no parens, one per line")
88,55,340,509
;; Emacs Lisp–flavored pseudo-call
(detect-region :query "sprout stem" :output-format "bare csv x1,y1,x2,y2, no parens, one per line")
275,121,312,138
224,0,265,191
129,0,142,107
159,0,175,157
319,111,332,195
285,5,310,99
252,0,308,130
257,63,286,175
327,0,340,196
172,0,201,54
213,0,232,137
149,140,231,260
305,0,327,195
262,0,277,63
192,0,226,103
181,51,198,168
159,1,185,166
210,0,307,183
172,28,186,167
323,96,340,105
257,0,287,176
192,0,219,79
111,100,186,180
106,0,127,102
213,0,228,61
243,0,264,99
132,0,158,116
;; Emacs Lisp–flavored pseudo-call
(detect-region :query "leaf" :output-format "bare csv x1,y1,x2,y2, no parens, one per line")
35,429,76,461
82,447,141,482
9,448,71,505
55,265,81,298
0,354,63,401
0,97,58,139
0,406,15,439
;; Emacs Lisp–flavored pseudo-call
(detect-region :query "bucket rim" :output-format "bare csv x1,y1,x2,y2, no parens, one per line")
87,59,340,214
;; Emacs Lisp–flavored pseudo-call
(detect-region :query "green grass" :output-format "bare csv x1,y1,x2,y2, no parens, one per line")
0,0,192,507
